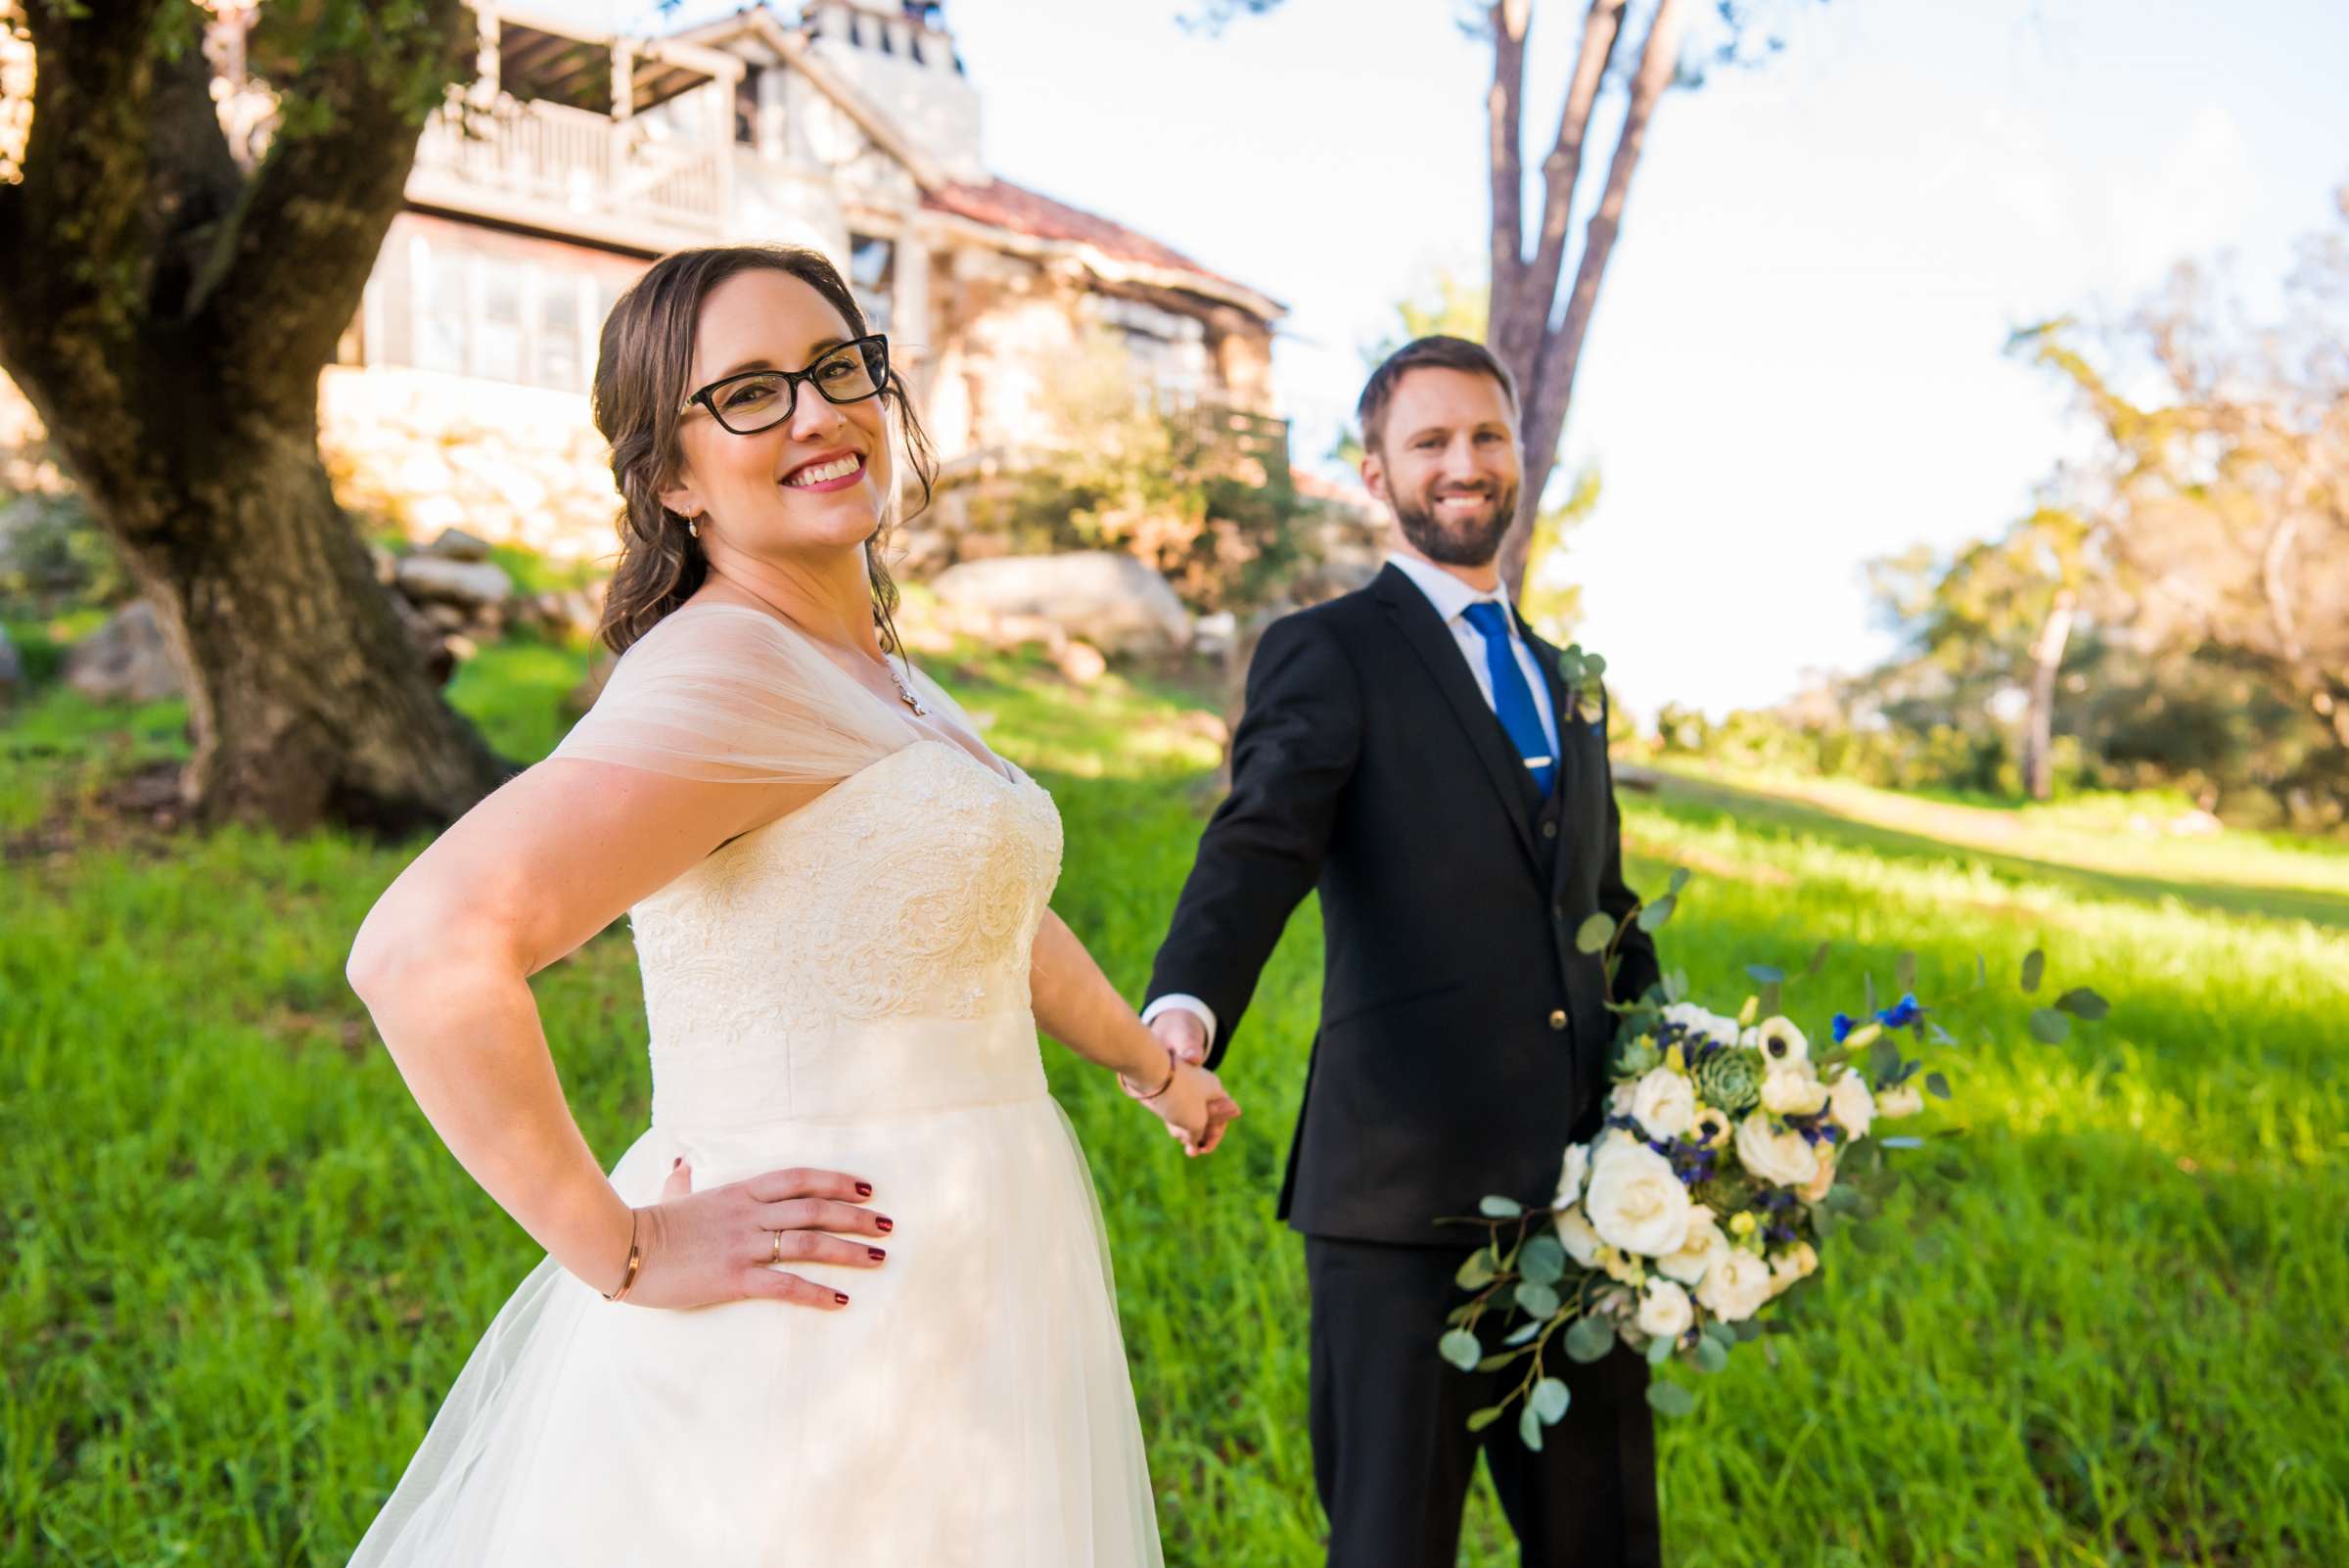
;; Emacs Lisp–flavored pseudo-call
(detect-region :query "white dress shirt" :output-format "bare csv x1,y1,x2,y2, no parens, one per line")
1145,553,1562,1051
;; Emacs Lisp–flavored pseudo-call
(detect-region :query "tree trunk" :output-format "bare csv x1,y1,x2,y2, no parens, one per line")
0,0,499,836
49,385,509,834
2020,587,2076,802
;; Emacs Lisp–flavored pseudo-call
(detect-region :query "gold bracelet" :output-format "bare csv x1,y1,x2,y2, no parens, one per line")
601,1208,642,1303
1122,1044,1178,1102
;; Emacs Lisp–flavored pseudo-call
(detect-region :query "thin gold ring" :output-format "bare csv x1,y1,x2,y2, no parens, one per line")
770,1229,784,1267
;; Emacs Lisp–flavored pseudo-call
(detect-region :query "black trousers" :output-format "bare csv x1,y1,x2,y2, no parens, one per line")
1305,1235,1663,1568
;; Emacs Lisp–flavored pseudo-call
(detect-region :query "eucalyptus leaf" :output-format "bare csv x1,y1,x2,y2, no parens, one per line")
2020,948,2045,993
1477,1351,1527,1372
1532,1377,1571,1424
1806,942,1832,979
1519,1405,1545,1452
1733,1318,1767,1342
1669,866,1691,896
1896,950,1917,994
1760,980,1783,1018
1455,1252,1496,1290
1879,1135,1924,1150
1868,1037,1901,1084
1479,1195,1525,1220
1926,1072,1952,1100
1645,1332,1676,1366
1504,1316,1545,1346
2028,1007,2071,1044
1743,963,1785,986
1646,1380,1696,1417
1694,1336,1730,1374
1518,1234,1567,1287
1574,913,1617,954
1439,1329,1482,1371
1466,1404,1505,1433
1564,1314,1616,1363
1636,895,1676,933
2056,987,2109,1021
1514,1281,1561,1321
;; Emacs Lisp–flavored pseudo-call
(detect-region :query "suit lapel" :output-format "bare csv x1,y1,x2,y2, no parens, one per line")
1373,565,1541,869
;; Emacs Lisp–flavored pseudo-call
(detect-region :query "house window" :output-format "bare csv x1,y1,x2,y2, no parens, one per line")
416,246,469,376
734,64,763,148
393,230,619,392
476,257,527,385
848,233,896,332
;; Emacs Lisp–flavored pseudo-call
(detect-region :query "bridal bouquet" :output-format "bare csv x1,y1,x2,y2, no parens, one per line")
1438,871,2105,1446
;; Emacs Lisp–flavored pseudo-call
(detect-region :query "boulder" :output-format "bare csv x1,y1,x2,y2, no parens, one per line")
423,527,495,563
928,551,1191,658
64,601,183,704
395,553,513,609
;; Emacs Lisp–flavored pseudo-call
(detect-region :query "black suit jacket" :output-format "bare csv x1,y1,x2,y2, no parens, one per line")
1149,564,1660,1245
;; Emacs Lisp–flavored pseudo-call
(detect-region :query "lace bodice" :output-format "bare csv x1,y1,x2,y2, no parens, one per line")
626,740,1065,1128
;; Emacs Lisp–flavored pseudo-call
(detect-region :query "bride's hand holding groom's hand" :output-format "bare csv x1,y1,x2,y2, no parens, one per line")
1126,1011,1240,1156
614,1159,894,1311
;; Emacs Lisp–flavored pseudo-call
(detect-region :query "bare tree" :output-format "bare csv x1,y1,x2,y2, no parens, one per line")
1190,0,1818,600
0,0,505,834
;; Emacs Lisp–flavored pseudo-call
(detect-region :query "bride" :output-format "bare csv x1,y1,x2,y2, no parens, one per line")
344,244,1238,1566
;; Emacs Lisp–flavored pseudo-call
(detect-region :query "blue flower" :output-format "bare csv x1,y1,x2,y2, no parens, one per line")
1877,994,1922,1030
1831,1013,1857,1044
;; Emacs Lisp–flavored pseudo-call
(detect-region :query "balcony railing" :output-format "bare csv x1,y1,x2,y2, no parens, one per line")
410,97,724,247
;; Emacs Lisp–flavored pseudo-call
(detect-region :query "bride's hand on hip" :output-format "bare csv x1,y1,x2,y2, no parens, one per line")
619,1161,893,1310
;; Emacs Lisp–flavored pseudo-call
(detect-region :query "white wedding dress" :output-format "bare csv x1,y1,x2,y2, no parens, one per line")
349,605,1164,1566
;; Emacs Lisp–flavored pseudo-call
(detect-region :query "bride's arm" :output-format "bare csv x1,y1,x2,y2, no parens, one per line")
345,761,842,1298
1029,909,1237,1152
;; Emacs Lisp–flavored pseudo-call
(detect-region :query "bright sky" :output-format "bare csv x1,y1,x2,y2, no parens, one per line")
613,0,2349,719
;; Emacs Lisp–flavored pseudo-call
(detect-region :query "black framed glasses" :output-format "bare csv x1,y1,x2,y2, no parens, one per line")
679,335,890,435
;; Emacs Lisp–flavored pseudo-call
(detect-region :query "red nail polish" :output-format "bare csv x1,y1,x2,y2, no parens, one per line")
876,1217,894,1233
868,1248,887,1261
854,1182,873,1198
834,1292,851,1306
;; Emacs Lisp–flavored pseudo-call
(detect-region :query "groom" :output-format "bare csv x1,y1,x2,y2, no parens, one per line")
1144,337,1663,1567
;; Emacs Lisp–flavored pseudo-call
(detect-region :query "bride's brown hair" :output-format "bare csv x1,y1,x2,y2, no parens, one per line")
591,245,939,655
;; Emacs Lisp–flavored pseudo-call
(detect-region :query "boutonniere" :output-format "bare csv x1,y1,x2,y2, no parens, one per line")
1554,644,1608,727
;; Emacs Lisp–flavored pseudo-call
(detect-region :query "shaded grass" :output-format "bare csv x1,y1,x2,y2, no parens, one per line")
2,640,2344,1565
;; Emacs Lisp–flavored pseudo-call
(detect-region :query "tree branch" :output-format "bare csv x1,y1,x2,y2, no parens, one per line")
1487,0,1530,317
1494,0,1625,377
1503,0,1683,598
201,0,469,412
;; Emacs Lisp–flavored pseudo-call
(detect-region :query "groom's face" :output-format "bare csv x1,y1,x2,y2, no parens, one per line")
1361,367,1522,569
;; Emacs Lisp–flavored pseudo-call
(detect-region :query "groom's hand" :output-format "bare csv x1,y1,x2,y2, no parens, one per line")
1149,1008,1210,1067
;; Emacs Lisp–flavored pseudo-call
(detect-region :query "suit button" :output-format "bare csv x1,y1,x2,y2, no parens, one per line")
1547,1009,1568,1031
1541,820,1558,840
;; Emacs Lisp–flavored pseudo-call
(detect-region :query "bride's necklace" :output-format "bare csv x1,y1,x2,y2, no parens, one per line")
726,579,925,716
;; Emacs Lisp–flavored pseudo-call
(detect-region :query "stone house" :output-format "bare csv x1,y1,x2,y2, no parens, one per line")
2,1,1289,568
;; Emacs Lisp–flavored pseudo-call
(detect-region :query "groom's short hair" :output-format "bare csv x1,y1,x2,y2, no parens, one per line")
1356,336,1520,455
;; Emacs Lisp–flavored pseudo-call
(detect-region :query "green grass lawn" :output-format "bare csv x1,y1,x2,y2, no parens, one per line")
3,636,2343,1567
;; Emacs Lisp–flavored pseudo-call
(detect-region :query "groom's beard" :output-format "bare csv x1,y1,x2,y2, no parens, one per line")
1391,476,1519,569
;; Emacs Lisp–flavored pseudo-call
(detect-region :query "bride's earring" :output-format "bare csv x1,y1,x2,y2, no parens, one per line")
685,514,700,539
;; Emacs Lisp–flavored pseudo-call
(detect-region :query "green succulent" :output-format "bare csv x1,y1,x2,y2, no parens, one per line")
1694,1048,1764,1116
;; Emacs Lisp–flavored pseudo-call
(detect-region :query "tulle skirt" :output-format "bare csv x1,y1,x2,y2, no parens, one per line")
347,1092,1164,1566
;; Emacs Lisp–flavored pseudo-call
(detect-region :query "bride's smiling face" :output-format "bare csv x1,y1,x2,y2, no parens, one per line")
659,268,895,560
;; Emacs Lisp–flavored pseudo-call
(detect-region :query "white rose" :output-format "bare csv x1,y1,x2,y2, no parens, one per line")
1827,1071,1875,1140
1878,1082,1925,1120
1798,1149,1837,1203
1583,1143,1693,1258
1654,1205,1726,1286
1555,1205,1604,1268
1552,1142,1593,1211
1635,1278,1694,1340
1695,1246,1774,1322
1630,1068,1697,1141
1750,1017,1810,1067
1734,1113,1821,1188
1608,1082,1639,1117
1761,1064,1829,1117
1767,1242,1819,1299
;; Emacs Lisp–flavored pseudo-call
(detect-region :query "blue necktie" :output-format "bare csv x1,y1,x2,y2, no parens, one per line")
1461,600,1555,799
